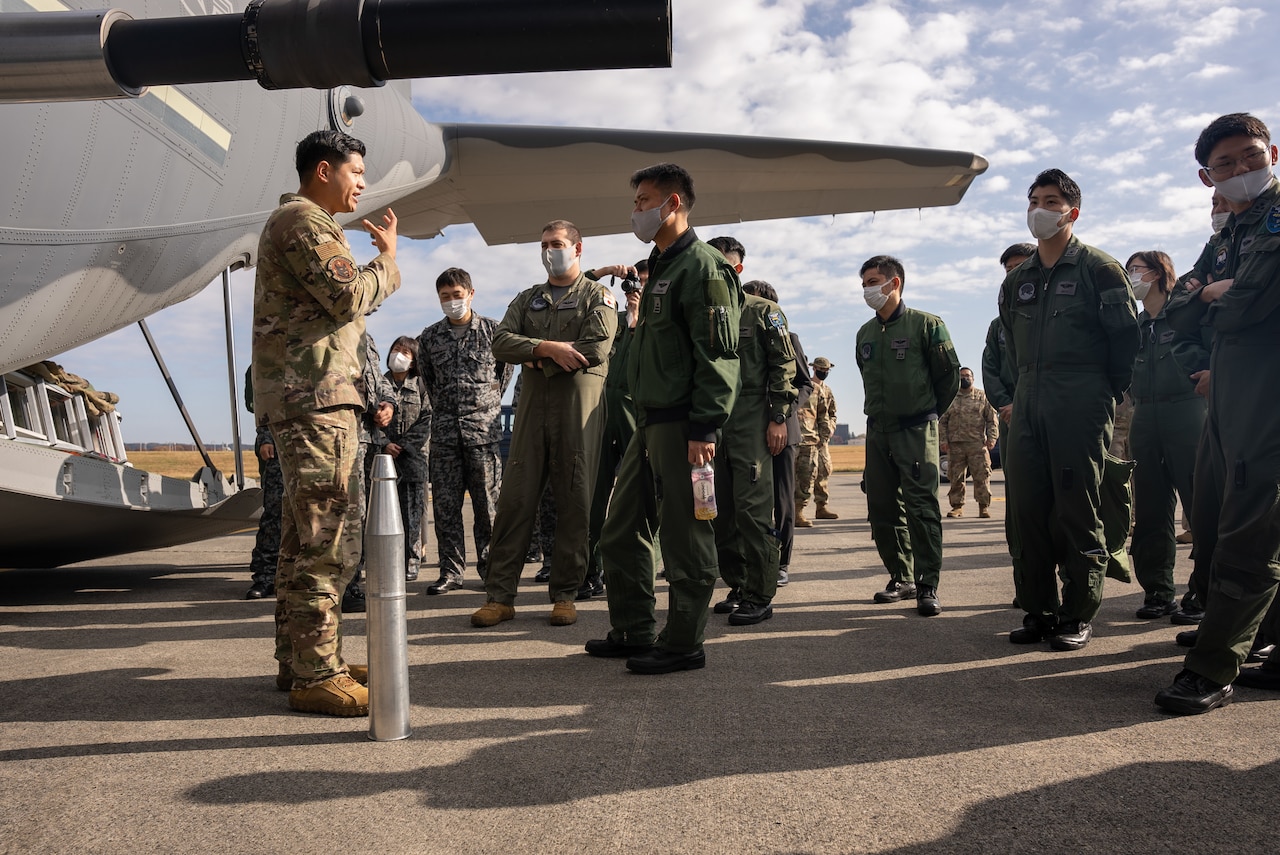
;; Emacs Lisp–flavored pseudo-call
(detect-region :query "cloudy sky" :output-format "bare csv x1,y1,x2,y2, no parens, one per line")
64,0,1278,447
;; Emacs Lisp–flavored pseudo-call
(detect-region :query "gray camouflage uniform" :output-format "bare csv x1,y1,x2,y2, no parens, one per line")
417,312,514,582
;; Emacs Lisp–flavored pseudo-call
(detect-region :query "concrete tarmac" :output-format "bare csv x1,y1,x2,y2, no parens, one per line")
2,472,1276,854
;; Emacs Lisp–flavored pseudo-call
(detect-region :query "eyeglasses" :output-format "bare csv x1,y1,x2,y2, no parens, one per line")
1203,148,1271,180
1127,264,1151,274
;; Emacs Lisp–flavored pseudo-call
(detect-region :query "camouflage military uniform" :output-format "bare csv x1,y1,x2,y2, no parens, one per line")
244,367,282,592
1110,390,1135,459
251,193,399,687
417,312,513,583
796,378,837,508
380,365,431,576
939,385,998,512
248,423,284,589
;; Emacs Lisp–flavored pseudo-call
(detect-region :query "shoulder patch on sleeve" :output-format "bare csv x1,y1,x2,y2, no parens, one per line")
768,310,786,331
601,288,617,309
326,255,357,283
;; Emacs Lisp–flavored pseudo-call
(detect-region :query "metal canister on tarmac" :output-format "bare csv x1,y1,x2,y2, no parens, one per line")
365,453,411,742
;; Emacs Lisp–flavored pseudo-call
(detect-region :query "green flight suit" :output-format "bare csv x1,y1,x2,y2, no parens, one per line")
1130,298,1208,605
588,312,639,578
483,272,618,605
981,315,1016,458
998,236,1139,627
1166,179,1280,686
713,295,797,606
1167,238,1225,611
599,229,743,653
855,303,960,590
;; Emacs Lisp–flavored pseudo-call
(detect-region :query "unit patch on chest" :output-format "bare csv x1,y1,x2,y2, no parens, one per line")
891,338,910,360
650,281,671,295
1214,245,1229,277
1055,281,1077,296
860,342,873,361
1268,205,1280,234
1017,281,1038,304
530,296,549,311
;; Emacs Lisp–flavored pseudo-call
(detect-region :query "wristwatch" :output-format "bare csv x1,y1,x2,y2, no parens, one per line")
772,412,787,424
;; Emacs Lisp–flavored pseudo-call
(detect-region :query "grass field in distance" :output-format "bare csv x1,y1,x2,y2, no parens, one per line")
128,445,868,481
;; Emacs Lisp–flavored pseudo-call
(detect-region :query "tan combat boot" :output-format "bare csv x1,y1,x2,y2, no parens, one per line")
288,673,369,717
277,662,368,692
815,504,839,520
978,506,992,518
471,600,515,627
795,502,813,528
549,600,577,626
947,507,964,518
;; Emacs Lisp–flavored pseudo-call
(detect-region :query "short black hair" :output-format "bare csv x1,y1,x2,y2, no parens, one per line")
630,162,696,209
634,259,649,274
436,267,473,292
742,280,778,302
860,255,906,290
1195,113,1271,167
1000,243,1036,267
707,236,746,263
1027,168,1082,209
296,130,366,182
390,335,419,361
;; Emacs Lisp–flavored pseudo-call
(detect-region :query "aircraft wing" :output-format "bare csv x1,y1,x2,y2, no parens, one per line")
391,124,989,244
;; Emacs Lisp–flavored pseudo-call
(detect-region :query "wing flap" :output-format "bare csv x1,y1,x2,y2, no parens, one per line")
392,124,988,244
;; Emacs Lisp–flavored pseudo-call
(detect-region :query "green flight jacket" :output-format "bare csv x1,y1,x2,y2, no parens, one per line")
855,303,960,432
981,316,1016,410
734,295,797,421
491,272,618,379
251,194,400,426
1132,303,1208,404
997,235,1138,399
1167,180,1280,349
629,229,744,443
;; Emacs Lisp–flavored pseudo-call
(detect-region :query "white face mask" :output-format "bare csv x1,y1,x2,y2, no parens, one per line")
388,351,412,373
442,298,470,321
542,247,577,278
1130,278,1152,301
1027,206,1071,240
1210,164,1274,205
1211,211,1230,232
863,282,891,311
631,196,672,243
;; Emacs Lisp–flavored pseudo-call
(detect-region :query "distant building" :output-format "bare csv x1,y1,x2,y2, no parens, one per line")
831,423,850,445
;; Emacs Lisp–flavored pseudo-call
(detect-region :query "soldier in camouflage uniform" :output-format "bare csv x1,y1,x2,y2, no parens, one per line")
380,335,431,583
417,267,514,595
342,331,397,613
251,130,400,717
243,366,282,600
939,366,999,518
795,357,838,526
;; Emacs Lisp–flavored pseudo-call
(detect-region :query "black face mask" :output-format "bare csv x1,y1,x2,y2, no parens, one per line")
814,369,829,381
960,378,973,389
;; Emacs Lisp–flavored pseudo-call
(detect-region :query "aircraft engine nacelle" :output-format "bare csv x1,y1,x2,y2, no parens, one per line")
0,0,672,103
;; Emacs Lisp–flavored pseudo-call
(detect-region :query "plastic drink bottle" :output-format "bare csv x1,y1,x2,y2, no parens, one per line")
691,462,717,520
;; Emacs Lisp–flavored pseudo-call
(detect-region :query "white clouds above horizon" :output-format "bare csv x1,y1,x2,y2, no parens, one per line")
61,0,1280,441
